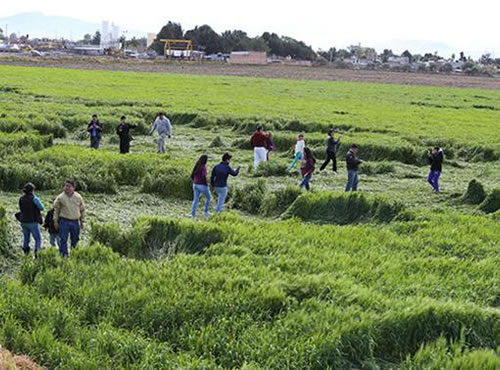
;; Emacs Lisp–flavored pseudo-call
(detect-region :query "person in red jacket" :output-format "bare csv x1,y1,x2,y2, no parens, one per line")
250,126,268,170
299,147,316,191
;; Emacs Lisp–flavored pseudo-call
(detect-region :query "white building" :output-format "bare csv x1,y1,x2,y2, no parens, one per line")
100,20,120,50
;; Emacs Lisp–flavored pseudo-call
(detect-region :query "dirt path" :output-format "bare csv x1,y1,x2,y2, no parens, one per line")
1,54,500,89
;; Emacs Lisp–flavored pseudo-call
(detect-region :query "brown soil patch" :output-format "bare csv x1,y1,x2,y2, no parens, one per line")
0,347,41,370
1,54,500,89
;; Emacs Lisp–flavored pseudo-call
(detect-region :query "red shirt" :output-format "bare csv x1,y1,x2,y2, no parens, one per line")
192,166,208,186
300,157,315,176
250,131,268,148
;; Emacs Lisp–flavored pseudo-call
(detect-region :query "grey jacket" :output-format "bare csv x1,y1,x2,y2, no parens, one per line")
150,117,172,136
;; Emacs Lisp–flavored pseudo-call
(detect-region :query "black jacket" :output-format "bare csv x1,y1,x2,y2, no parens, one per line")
326,135,341,153
429,150,443,172
116,122,136,140
346,150,361,171
43,208,57,234
19,193,42,224
87,120,104,138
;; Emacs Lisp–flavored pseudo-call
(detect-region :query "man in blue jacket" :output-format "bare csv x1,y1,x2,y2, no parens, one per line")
87,114,103,149
210,153,240,213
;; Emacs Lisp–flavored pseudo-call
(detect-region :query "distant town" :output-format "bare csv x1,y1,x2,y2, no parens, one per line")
1,19,499,77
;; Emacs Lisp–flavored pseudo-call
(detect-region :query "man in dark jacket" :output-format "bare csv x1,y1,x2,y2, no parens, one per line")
116,115,137,154
18,183,44,258
345,144,361,191
320,128,341,173
210,153,240,213
87,114,104,149
427,146,443,192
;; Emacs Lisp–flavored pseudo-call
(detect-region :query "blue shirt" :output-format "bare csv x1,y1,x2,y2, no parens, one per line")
210,163,239,188
33,196,44,211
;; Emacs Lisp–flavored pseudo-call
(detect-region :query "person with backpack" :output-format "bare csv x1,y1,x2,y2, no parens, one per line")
17,183,44,259
53,180,86,258
210,153,240,213
320,128,341,173
87,114,104,149
288,134,305,171
427,146,444,192
345,144,361,192
116,115,137,154
299,147,316,191
250,126,268,169
150,111,172,154
265,132,277,161
43,207,59,248
191,154,211,217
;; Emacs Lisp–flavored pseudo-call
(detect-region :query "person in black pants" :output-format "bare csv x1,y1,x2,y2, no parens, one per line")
320,129,341,173
116,115,136,154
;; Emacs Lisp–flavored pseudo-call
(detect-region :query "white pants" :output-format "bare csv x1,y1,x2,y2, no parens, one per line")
158,133,167,153
254,147,267,169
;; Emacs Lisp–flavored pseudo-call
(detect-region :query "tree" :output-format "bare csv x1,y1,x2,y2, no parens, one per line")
401,50,413,64
0,27,3,40
221,30,250,52
459,51,466,62
262,32,284,56
480,53,494,65
92,31,101,45
149,21,184,54
381,49,394,62
83,33,92,44
185,25,223,54
317,47,337,62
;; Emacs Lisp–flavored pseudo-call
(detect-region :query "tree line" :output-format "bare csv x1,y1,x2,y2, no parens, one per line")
149,21,316,60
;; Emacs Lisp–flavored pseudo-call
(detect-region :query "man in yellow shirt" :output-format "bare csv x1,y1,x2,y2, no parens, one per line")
54,180,86,257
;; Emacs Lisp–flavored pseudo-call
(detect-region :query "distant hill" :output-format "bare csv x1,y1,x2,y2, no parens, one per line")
0,12,146,40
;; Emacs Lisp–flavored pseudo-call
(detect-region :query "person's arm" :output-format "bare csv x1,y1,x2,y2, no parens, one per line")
150,119,158,135
87,123,93,132
79,196,86,230
33,196,44,211
210,167,216,187
250,134,255,148
335,137,341,145
229,166,240,176
53,196,61,229
166,119,172,137
97,123,103,132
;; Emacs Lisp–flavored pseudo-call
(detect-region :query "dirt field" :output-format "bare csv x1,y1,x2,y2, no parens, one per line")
1,54,500,89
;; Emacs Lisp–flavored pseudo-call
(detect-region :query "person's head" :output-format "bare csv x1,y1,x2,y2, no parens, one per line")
158,112,165,119
23,182,35,194
64,180,75,196
328,128,334,136
256,126,263,132
120,115,126,122
303,147,313,159
92,114,98,121
433,146,440,154
298,134,304,140
192,154,208,177
350,144,358,154
222,152,232,163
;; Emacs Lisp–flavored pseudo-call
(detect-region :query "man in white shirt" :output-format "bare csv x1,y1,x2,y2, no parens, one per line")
288,134,305,170
150,112,172,153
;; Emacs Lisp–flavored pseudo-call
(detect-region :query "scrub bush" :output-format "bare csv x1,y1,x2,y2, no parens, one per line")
478,188,500,214
232,179,267,214
462,179,487,205
261,186,302,217
282,191,405,224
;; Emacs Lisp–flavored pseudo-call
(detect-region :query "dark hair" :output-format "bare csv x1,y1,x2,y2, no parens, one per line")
328,128,334,135
23,182,35,194
120,115,126,120
92,114,98,118
350,144,358,149
222,152,232,162
298,134,304,138
303,147,316,163
65,179,75,187
158,111,165,116
433,146,440,150
191,155,208,179
256,126,263,131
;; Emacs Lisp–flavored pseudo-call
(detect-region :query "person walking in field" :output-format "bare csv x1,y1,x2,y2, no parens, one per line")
210,153,240,213
43,206,59,248
427,146,444,192
345,144,361,192
16,183,44,259
87,114,104,149
250,126,268,169
288,134,305,171
53,180,86,258
320,128,341,173
191,154,211,217
150,112,172,154
265,132,277,161
116,115,137,154
299,147,316,191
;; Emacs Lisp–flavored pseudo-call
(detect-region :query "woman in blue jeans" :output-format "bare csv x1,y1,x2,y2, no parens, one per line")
17,183,44,259
299,147,316,191
191,154,211,217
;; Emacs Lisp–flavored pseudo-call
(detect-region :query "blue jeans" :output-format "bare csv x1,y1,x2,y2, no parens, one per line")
427,171,441,192
192,184,211,217
300,174,312,191
21,223,41,255
345,170,358,191
58,218,80,257
49,233,60,248
289,152,303,170
215,187,228,213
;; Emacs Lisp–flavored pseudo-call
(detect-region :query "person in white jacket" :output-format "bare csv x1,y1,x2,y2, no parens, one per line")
150,112,172,153
288,134,305,170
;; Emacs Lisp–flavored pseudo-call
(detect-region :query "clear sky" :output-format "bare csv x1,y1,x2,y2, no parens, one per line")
1,0,499,58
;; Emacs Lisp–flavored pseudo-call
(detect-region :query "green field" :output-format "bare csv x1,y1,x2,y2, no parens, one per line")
0,65,499,369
